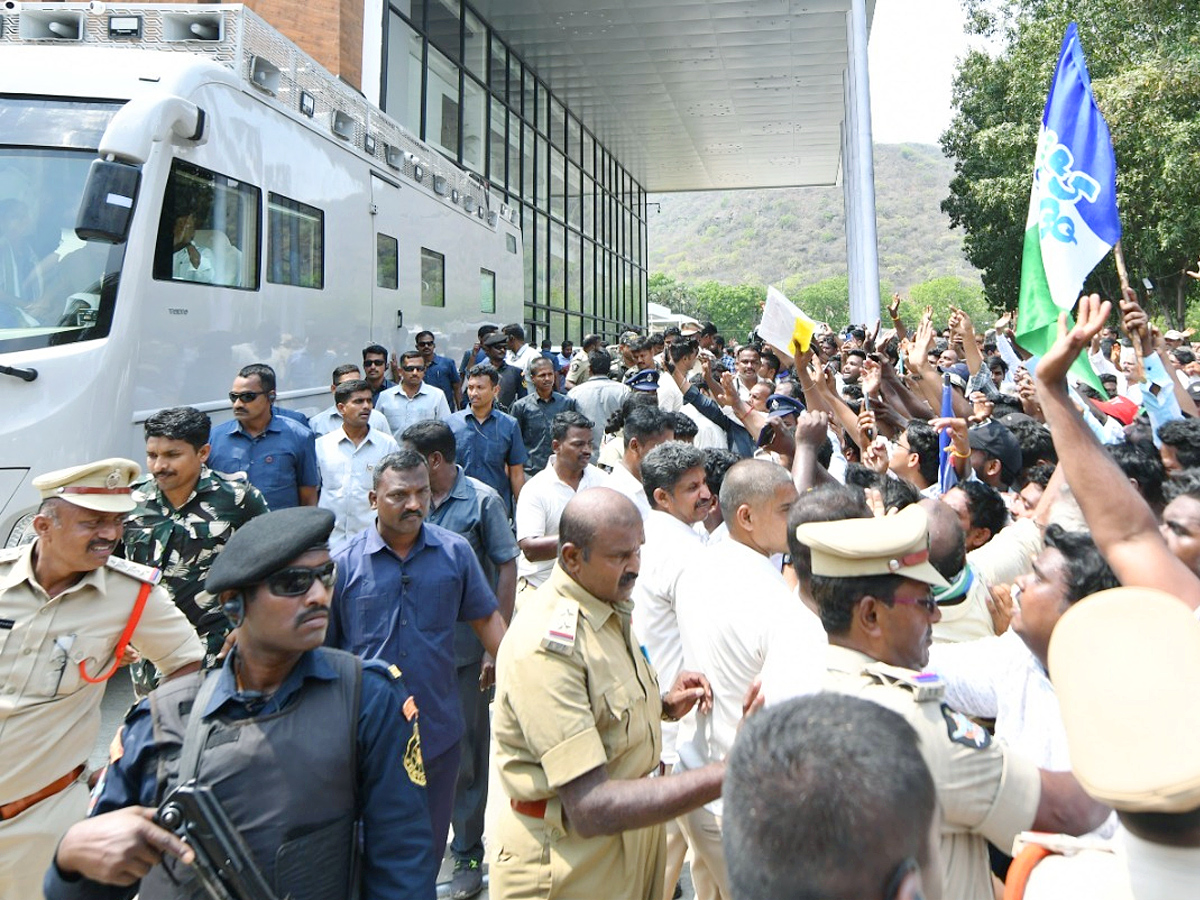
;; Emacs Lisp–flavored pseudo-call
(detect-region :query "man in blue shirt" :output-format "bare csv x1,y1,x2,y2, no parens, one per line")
363,343,397,404
208,363,320,510
415,330,462,411
44,507,437,900
402,420,518,899
510,356,578,476
328,449,507,867
448,364,528,512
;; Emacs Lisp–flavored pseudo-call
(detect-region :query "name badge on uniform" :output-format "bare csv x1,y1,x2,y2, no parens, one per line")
541,599,579,655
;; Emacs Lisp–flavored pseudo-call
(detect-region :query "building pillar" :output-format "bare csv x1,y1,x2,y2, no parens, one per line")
843,0,880,326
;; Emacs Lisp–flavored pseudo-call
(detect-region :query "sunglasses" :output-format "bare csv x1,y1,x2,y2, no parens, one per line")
263,560,337,597
402,365,425,372
363,359,386,367
416,340,435,347
229,391,265,403
888,593,939,615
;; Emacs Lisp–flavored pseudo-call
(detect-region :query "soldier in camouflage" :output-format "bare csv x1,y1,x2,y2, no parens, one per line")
120,407,268,692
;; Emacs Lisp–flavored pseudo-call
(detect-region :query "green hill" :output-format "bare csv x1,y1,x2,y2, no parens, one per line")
647,143,980,294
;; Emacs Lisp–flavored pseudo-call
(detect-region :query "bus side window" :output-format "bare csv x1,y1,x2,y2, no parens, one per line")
267,193,324,289
377,233,397,289
480,267,495,313
420,247,444,308
153,160,260,289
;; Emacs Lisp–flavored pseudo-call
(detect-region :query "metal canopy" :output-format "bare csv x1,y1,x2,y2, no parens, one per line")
471,0,875,192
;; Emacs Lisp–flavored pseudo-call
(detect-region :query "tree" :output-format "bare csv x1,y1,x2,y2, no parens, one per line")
901,276,996,329
942,0,1200,326
690,281,765,343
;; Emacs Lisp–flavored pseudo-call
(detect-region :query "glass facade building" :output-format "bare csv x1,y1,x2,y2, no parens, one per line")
381,0,648,344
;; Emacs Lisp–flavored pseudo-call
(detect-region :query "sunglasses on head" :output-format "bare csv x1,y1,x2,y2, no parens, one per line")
263,560,337,596
229,391,265,403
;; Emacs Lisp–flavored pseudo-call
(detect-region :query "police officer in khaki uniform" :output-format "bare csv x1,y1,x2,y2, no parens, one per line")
1007,587,1200,900
490,487,723,900
793,505,1110,900
0,459,204,900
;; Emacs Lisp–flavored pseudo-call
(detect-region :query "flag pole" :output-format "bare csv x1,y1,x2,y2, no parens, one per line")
1112,241,1145,385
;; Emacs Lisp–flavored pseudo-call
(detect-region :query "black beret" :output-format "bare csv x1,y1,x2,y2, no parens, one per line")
483,332,509,348
205,507,335,593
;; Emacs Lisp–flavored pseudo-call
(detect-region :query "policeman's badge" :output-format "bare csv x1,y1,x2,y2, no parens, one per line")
404,720,426,787
941,704,991,750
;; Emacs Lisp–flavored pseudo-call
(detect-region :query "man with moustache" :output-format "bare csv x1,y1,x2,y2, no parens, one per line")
794,506,1112,900
208,363,320,511
491,488,723,900
42,507,437,900
0,459,203,900
328,449,507,864
121,407,268,692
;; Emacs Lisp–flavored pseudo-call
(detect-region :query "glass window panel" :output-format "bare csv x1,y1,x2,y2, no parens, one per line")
480,267,495,313
582,175,594,238
488,99,506,186
508,115,521,196
522,204,535,307
391,0,418,24
566,162,581,230
550,146,565,221
384,15,423,134
536,135,549,212
582,130,594,173
567,115,581,165
490,35,506,97
521,123,535,204
549,221,565,310
463,9,485,80
267,193,323,288
534,81,545,133
426,0,460,63
155,159,260,290
549,96,566,150
521,64,535,119
420,246,445,307
425,43,459,160
376,233,398,289
582,238,594,317
462,76,485,173
550,311,567,343
537,211,550,306
567,230,580,314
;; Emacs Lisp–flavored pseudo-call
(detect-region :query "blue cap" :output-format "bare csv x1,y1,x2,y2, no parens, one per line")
626,369,660,392
765,394,805,419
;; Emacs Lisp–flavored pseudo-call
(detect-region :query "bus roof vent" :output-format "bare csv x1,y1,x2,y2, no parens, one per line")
20,9,84,40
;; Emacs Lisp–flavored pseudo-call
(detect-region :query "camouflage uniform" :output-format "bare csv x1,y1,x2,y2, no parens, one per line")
120,467,268,691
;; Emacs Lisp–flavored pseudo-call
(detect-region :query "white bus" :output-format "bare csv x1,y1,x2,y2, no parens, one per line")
0,2,524,544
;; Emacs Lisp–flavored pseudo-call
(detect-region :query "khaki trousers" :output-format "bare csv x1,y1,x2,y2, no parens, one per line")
0,780,88,900
677,804,730,900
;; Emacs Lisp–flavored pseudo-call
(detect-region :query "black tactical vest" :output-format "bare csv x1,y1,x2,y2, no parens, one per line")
140,647,361,900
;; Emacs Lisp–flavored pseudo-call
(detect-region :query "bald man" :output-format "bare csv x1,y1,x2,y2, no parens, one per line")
490,488,723,900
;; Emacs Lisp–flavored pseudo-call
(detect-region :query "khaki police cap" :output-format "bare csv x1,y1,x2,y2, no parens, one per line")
32,458,140,513
793,505,949,588
1049,587,1200,813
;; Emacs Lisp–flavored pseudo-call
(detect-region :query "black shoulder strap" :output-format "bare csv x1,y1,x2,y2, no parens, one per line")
315,648,363,810
179,669,224,781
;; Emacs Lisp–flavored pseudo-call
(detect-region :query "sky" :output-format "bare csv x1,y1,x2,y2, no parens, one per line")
867,0,979,145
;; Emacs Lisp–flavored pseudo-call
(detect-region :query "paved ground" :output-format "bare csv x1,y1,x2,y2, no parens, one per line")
95,677,697,899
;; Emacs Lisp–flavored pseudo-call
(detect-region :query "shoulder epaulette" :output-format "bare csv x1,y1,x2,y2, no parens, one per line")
105,555,162,585
0,545,23,564
863,662,945,702
541,598,579,655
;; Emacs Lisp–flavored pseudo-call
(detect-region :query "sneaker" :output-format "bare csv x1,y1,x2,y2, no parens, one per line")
451,858,484,900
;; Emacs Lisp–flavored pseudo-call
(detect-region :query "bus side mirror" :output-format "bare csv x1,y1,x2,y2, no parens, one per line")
75,159,142,244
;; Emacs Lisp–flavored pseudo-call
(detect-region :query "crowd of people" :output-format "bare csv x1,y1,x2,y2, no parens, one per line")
2,287,1199,900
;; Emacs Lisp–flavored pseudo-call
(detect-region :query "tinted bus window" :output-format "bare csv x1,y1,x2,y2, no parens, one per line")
154,160,260,288
480,267,495,313
421,247,444,307
377,233,398,289
267,193,323,289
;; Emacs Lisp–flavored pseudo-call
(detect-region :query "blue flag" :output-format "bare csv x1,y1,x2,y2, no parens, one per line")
938,375,958,495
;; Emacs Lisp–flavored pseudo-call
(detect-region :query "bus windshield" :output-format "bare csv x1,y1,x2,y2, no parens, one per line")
0,98,126,354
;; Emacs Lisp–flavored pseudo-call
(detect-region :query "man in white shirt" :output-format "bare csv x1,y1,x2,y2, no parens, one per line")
631,441,714,900
514,411,608,596
606,404,675,520
673,459,800,900
503,323,541,380
315,379,399,546
375,350,451,438
308,363,391,437
568,350,630,453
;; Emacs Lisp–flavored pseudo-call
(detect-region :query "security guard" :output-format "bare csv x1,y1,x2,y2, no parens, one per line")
0,459,204,900
793,505,1110,900
1007,588,1200,899
491,487,721,900
43,507,437,900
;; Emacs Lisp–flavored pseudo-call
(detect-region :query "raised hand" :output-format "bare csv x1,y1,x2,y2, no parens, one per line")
888,292,902,319
1035,294,1112,387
